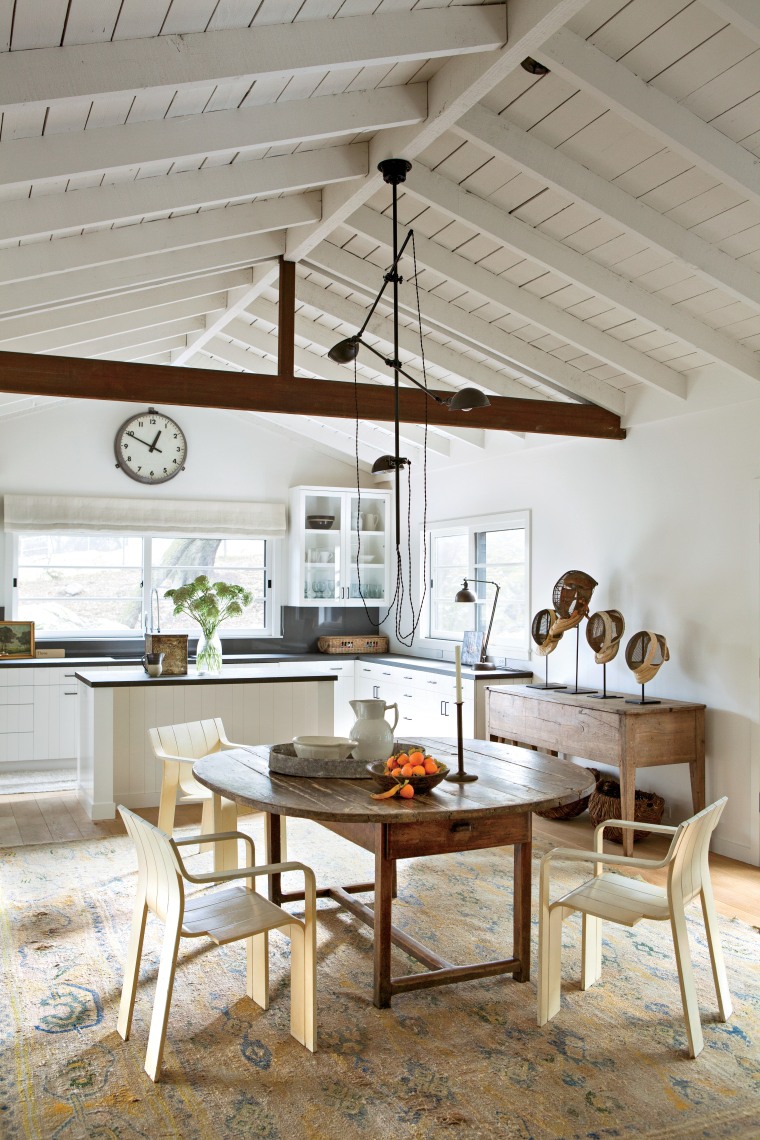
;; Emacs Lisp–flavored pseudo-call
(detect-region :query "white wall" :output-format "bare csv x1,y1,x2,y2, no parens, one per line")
0,398,359,612
395,394,760,865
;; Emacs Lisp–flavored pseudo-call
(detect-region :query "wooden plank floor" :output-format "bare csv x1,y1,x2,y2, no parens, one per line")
1,791,758,927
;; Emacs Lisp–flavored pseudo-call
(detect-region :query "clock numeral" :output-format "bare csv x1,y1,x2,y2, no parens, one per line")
137,465,142,472
138,420,144,427
176,446,181,452
150,418,156,424
172,459,178,465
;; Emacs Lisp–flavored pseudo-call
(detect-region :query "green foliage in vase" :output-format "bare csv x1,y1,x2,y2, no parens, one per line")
164,575,253,638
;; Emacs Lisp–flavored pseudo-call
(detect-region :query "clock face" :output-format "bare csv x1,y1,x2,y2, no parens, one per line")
114,409,187,485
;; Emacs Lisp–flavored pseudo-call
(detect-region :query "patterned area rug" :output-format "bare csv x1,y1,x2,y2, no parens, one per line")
0,768,76,795
0,816,757,1140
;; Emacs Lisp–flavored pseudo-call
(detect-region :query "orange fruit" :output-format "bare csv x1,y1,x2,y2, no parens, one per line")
400,763,414,778
423,757,438,774
408,750,424,765
386,757,396,769
395,753,409,766
412,765,426,777
399,783,415,798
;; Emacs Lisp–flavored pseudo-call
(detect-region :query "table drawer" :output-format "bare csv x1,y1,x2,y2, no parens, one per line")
386,813,529,859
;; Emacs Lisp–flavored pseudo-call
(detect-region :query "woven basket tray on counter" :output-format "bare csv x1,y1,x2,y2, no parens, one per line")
588,778,665,843
317,636,389,655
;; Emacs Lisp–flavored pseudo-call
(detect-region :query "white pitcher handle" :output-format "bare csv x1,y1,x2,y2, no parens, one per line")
386,702,399,732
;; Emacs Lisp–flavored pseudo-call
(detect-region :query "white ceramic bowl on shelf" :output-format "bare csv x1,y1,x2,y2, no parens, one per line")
292,736,358,761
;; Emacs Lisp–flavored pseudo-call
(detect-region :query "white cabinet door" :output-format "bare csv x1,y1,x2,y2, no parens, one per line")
0,668,34,763
289,486,391,607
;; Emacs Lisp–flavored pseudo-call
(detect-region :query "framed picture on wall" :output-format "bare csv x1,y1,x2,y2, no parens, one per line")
461,630,484,667
0,621,35,660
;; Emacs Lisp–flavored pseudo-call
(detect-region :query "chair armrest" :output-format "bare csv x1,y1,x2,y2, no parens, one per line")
541,846,671,873
220,737,246,751
151,746,197,766
182,860,316,892
595,818,677,837
174,830,254,865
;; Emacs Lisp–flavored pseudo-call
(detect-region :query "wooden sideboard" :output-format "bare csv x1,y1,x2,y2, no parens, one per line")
486,684,705,856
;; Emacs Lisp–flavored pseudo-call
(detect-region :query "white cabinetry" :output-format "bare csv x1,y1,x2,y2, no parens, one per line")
0,668,34,763
294,659,356,735
352,660,474,739
289,486,391,607
33,666,80,762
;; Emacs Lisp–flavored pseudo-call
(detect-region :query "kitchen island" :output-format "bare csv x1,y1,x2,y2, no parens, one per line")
75,664,336,820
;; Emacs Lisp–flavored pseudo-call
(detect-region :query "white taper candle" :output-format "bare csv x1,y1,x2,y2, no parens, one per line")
455,644,463,702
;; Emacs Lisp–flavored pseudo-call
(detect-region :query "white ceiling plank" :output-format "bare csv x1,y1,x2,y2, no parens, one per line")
351,204,686,398
405,164,760,386
541,28,760,213
63,0,124,46
0,7,506,114
99,333,192,360
307,240,626,414
0,145,367,244
455,104,760,309
0,270,253,336
10,0,68,49
0,232,285,318
0,195,319,286
682,0,760,50
0,85,427,191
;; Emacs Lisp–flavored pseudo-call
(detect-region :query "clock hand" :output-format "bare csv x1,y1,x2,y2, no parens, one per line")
148,430,162,453
127,432,163,453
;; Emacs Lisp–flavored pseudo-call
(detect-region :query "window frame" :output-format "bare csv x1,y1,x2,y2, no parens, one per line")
11,532,279,641
424,510,531,658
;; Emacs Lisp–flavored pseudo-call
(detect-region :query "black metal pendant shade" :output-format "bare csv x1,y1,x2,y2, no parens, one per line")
327,337,361,365
448,387,491,412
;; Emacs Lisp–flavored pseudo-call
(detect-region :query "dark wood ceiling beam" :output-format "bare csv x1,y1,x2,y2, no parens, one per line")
0,350,625,439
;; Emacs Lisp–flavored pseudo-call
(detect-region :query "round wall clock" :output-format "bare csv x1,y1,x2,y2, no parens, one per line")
114,407,188,485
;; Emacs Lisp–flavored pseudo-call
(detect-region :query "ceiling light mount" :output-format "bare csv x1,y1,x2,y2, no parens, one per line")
520,56,550,76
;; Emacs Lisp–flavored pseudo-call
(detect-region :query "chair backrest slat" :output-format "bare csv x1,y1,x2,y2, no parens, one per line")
120,806,184,921
149,717,224,762
667,798,726,904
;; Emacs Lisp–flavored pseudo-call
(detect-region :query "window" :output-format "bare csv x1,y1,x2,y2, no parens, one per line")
426,512,530,656
14,535,274,637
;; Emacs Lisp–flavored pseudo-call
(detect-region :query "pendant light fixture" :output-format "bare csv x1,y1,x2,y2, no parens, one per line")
328,158,491,646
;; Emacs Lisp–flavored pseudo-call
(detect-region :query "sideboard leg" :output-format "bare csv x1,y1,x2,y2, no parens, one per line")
373,825,394,1008
513,824,532,982
619,758,636,858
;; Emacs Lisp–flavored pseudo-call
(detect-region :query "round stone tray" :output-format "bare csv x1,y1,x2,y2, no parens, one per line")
268,743,370,779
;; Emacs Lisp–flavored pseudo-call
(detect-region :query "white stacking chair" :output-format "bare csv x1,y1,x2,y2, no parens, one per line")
149,717,287,865
117,806,317,1082
537,798,732,1057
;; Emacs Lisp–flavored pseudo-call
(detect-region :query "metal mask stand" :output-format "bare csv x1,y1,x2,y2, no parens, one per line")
626,683,661,705
590,661,619,699
566,625,596,695
526,655,567,690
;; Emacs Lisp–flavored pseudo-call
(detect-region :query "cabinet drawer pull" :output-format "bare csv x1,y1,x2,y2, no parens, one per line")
64,672,76,677
451,821,472,833
64,691,77,696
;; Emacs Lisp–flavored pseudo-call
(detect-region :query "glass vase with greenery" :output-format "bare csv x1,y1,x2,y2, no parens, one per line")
164,575,253,675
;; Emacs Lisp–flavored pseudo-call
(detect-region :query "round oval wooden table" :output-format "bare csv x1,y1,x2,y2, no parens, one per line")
194,737,594,1008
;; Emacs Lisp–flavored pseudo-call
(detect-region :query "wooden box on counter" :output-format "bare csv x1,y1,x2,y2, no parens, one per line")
144,634,188,675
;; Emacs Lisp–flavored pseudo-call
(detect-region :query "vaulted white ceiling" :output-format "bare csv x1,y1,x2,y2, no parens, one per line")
1,0,759,469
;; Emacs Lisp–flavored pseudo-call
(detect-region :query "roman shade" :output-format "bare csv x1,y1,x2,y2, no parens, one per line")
2,494,286,538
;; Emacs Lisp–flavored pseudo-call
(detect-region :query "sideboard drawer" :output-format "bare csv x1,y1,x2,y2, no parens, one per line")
386,812,530,859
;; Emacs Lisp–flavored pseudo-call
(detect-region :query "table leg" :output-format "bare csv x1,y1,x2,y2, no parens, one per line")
690,709,706,814
211,793,238,872
619,758,636,858
373,825,394,1009
267,812,283,904
513,829,532,982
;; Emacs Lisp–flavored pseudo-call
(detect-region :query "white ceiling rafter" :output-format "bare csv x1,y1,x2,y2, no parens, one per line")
0,7,507,115
403,164,760,387
350,204,687,399
700,0,760,45
454,104,760,310
540,28,760,214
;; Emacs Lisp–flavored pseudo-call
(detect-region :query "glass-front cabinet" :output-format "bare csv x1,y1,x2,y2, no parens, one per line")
289,486,392,607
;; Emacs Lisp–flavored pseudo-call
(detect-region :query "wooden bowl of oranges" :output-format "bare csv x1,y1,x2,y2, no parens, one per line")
367,744,449,798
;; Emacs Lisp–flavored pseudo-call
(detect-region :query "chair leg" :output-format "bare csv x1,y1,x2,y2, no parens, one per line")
700,882,732,1022
209,794,239,871
144,912,183,1082
246,931,270,1009
538,903,564,1026
669,905,704,1058
157,760,180,835
581,915,603,990
117,897,148,1041
287,921,316,1052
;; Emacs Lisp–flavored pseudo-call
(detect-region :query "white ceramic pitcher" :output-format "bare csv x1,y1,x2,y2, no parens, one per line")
349,698,399,761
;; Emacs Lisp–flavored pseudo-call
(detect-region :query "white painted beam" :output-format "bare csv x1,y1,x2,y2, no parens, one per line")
352,205,686,399
0,7,506,113
0,195,319,286
455,103,760,308
51,317,207,359
0,233,284,318
0,86,426,191
0,146,367,245
700,0,760,44
406,164,760,386
307,241,626,414
0,271,252,339
541,28,760,213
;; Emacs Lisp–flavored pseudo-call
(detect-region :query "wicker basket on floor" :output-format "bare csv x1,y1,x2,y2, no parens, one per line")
536,767,600,820
588,778,665,843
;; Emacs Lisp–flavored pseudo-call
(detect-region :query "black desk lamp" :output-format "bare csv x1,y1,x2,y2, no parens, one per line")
455,578,501,670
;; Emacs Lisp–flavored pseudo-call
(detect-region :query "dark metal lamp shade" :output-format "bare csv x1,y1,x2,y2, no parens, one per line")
327,336,360,364
447,387,491,412
454,577,501,668
455,580,478,603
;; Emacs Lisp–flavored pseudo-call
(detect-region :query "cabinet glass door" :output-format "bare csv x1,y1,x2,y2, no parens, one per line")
302,492,342,602
349,494,388,603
